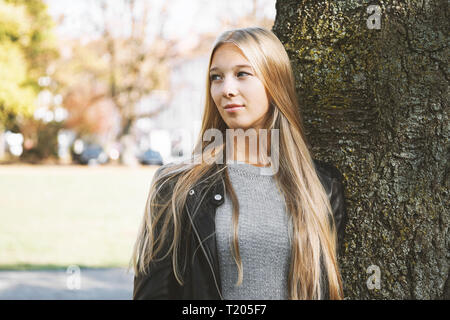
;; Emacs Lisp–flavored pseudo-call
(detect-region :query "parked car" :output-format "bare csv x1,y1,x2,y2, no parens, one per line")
71,141,109,165
138,149,163,165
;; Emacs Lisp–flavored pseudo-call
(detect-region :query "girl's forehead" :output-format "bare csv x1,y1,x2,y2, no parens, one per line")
211,44,250,68
216,42,240,52
215,43,247,57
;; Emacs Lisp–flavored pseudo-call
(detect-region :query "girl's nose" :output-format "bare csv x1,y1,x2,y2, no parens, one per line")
222,78,238,97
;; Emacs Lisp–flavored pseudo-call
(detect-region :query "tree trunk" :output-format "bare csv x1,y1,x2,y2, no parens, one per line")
273,0,449,299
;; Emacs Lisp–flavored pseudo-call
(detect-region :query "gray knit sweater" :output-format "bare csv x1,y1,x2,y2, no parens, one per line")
215,161,293,300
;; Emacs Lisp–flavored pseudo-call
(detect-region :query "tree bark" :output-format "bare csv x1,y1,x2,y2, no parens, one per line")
273,0,449,299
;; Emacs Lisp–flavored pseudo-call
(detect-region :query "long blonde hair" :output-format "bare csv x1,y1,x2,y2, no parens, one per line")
131,27,344,299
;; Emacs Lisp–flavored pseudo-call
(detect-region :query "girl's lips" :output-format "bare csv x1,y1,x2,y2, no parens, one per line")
224,106,244,112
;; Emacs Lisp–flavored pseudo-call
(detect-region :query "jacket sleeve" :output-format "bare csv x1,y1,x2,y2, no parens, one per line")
133,249,181,299
133,166,182,300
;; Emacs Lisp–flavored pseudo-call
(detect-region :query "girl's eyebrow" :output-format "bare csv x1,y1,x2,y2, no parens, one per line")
209,64,253,72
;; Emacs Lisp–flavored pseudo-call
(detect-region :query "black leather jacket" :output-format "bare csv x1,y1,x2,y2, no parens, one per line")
133,159,347,300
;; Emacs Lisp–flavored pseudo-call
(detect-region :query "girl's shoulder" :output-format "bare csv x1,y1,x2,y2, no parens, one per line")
150,162,183,194
153,161,190,179
151,161,199,193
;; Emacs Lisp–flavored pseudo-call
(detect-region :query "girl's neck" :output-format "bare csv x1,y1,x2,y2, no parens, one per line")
228,130,271,167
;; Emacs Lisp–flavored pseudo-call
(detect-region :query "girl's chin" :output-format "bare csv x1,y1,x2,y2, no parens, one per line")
226,124,252,130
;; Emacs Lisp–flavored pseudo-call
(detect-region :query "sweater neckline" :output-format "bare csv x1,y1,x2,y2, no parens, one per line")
226,161,275,177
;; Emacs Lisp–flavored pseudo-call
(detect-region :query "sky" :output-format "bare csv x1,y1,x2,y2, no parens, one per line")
44,0,276,41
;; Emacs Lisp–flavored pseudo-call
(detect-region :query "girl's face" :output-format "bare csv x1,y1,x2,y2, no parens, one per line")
209,43,270,130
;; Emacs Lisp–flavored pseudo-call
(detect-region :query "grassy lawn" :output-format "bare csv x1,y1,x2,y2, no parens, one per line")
0,164,159,270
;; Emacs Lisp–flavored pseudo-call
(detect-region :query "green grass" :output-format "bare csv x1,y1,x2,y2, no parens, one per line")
0,165,159,270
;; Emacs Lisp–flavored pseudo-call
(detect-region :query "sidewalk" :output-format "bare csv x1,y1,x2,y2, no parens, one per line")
0,268,134,300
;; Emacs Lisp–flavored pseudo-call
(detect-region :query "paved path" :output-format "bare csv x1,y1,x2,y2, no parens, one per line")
0,268,134,300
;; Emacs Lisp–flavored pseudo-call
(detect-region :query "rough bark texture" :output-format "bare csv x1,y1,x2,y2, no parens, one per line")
272,0,449,299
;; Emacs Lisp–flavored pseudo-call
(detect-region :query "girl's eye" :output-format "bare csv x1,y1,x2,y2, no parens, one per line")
210,72,250,82
210,74,221,81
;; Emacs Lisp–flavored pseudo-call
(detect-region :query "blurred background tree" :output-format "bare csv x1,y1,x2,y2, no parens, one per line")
0,0,59,162
50,0,177,164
